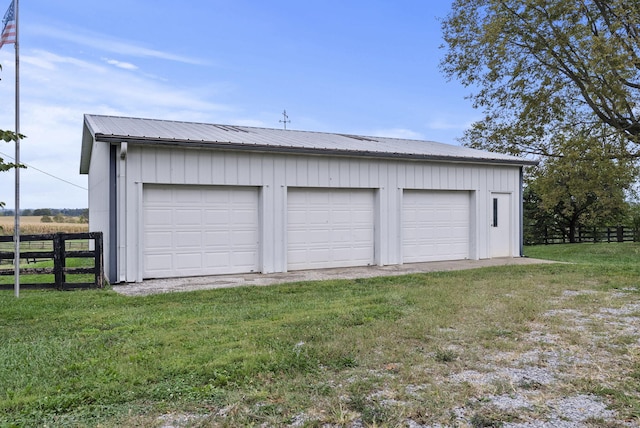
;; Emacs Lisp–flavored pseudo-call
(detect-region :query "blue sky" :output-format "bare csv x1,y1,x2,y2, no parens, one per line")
0,0,479,209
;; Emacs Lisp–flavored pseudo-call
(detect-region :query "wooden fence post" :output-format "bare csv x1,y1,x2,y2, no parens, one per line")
94,232,104,288
53,233,65,290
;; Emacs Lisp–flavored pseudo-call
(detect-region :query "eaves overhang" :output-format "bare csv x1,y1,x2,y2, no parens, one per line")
93,134,540,167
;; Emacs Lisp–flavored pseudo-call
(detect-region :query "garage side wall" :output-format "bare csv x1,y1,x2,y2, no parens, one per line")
114,146,521,282
87,139,112,281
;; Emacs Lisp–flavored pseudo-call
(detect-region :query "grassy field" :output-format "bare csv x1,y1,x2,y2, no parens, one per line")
0,257,96,286
0,216,88,235
1,243,640,427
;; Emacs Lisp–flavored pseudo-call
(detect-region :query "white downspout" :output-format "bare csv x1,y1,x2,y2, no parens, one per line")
117,142,127,282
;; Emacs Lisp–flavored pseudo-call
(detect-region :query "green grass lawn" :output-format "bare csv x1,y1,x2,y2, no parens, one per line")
0,257,96,287
1,243,640,427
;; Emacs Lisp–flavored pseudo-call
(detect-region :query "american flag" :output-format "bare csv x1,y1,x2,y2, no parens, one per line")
0,0,15,49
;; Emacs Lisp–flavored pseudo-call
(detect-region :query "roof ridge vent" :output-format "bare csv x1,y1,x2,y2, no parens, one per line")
337,133,378,142
214,124,249,133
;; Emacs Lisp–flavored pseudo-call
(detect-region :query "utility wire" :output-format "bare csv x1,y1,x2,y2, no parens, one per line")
0,150,88,191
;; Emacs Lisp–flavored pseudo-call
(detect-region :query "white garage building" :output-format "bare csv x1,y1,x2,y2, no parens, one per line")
79,114,536,284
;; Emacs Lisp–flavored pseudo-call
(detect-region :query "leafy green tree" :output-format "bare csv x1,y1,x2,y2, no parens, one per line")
441,0,640,158
523,185,556,245
441,0,640,243
527,134,636,242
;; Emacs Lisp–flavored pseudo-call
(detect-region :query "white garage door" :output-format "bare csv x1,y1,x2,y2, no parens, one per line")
402,190,470,263
287,188,375,270
143,185,260,279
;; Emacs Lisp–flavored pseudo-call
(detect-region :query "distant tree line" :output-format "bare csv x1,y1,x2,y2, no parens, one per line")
2,208,88,217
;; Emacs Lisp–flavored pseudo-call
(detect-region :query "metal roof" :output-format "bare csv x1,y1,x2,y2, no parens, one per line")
80,114,537,174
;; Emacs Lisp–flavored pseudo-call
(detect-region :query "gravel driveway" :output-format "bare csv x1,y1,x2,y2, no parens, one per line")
417,287,639,427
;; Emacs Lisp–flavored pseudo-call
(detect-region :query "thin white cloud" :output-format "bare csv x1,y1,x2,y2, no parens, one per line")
29,24,208,66
17,50,229,114
103,58,138,70
20,49,106,75
0,48,232,208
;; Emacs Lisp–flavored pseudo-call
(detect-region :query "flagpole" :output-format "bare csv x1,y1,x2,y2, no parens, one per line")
13,0,19,298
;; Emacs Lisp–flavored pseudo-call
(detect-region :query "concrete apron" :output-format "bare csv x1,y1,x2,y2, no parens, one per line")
112,257,557,296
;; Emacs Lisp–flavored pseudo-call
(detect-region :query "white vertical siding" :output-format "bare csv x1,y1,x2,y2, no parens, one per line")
104,145,522,282
87,139,111,277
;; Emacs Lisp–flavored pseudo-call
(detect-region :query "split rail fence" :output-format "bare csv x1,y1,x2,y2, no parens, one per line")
0,232,104,290
527,226,638,245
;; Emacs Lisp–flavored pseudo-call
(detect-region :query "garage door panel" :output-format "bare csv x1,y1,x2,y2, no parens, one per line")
450,226,468,237
286,250,307,265
175,188,202,202
287,211,307,224
145,209,173,226
175,209,202,225
352,229,373,242
308,230,331,243
143,185,260,279
204,252,230,267
231,251,259,266
203,191,226,203
145,187,172,203
231,230,259,245
451,242,468,252
307,210,330,223
176,231,202,248
332,193,352,204
203,207,226,217
332,248,354,260
145,231,172,249
232,210,258,225
176,253,202,269
332,211,353,224
307,193,329,204
230,189,256,202
334,247,369,259
287,230,308,244
203,230,230,245
144,254,172,274
287,188,374,270
403,190,469,263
